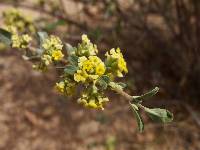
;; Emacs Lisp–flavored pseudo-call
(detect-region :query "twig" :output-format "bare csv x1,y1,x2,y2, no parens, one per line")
184,104,200,127
112,88,133,101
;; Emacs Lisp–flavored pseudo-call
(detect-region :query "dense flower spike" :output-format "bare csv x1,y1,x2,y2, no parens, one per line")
55,80,76,95
42,35,63,52
34,35,64,71
77,91,109,110
11,34,32,48
4,25,17,34
75,34,98,57
3,9,36,34
105,48,128,78
74,56,106,83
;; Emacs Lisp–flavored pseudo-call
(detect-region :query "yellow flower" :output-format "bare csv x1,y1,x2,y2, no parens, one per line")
22,34,32,43
42,35,63,52
39,35,64,69
65,82,76,95
74,70,87,82
82,34,90,44
76,34,98,56
82,60,93,72
98,97,109,110
11,34,21,48
77,97,87,105
55,81,65,93
88,75,99,80
78,56,87,66
3,9,35,33
21,34,32,48
41,55,52,65
52,50,64,61
105,48,128,77
4,25,17,34
88,100,98,108
95,63,105,76
74,56,105,83
11,34,32,48
77,92,109,110
56,80,76,95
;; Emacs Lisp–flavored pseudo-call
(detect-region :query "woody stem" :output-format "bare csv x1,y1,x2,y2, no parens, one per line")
112,87,133,101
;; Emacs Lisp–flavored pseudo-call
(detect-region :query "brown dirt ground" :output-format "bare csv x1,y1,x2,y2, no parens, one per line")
0,50,200,150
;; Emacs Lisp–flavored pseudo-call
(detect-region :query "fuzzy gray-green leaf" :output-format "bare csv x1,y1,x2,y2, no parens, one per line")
65,43,76,55
64,65,78,75
0,28,12,46
37,32,48,53
68,54,79,66
145,108,173,123
97,75,110,89
133,87,159,103
130,104,144,132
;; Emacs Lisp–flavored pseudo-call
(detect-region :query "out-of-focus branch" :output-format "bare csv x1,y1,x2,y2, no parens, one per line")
192,0,200,53
0,2,88,31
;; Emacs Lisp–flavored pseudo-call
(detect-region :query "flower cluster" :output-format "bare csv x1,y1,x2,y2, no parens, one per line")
75,34,98,56
34,35,64,71
2,9,35,50
11,34,32,49
3,9,35,34
42,35,64,60
105,48,128,78
74,56,105,83
55,34,128,109
55,79,76,96
78,91,109,109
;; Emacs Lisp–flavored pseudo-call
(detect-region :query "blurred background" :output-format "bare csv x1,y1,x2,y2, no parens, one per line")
0,0,200,149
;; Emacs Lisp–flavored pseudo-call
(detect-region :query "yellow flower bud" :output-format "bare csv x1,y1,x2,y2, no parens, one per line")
105,48,128,78
76,34,98,56
55,81,65,93
82,34,90,44
88,100,98,108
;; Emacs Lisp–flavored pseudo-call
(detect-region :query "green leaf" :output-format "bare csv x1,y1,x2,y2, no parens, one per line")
130,104,144,132
131,103,139,110
68,54,79,66
0,28,12,46
144,108,173,123
97,75,110,89
64,65,78,75
133,87,159,103
36,48,44,55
